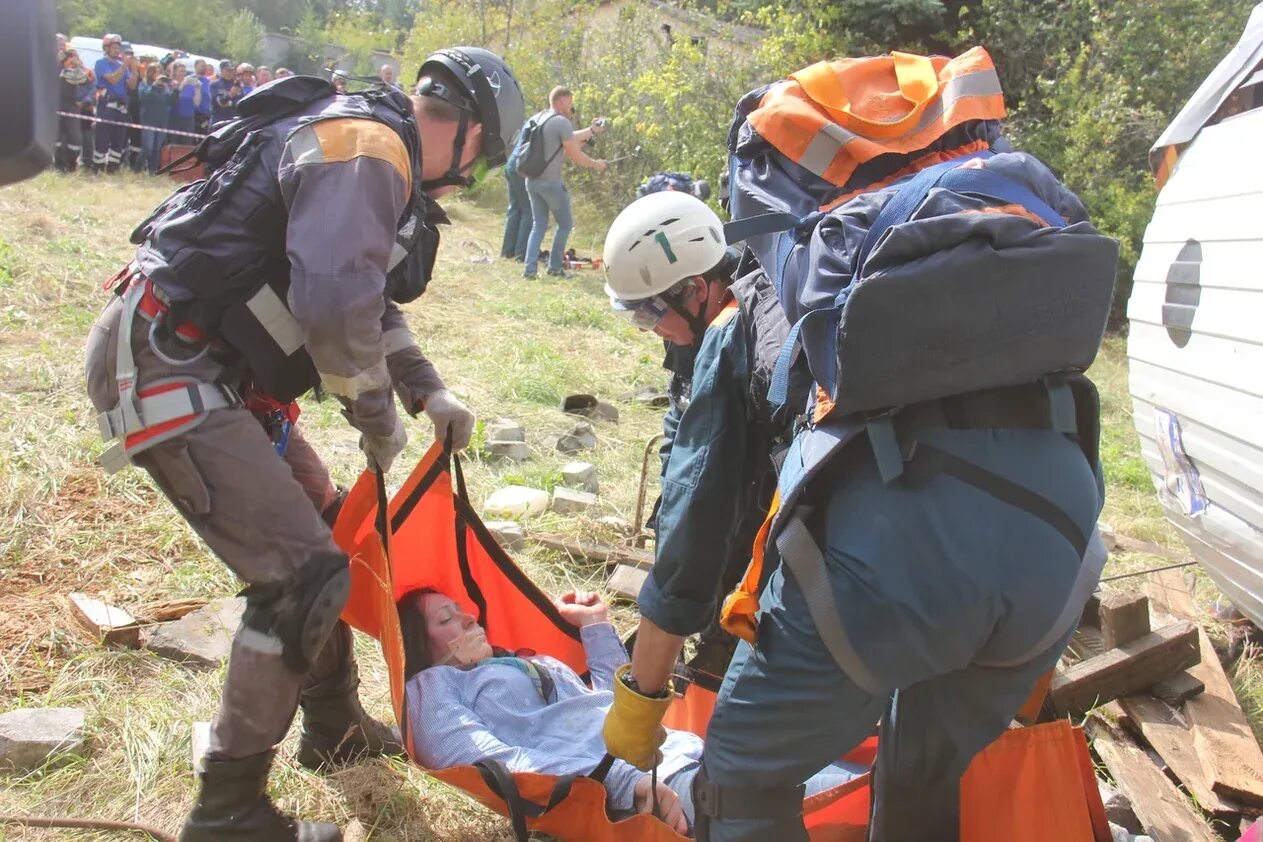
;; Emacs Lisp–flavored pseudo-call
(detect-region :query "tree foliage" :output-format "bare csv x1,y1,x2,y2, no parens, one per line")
224,9,266,66
58,0,1256,324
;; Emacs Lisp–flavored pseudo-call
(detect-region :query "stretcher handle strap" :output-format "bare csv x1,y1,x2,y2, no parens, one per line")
472,758,578,842
374,467,390,552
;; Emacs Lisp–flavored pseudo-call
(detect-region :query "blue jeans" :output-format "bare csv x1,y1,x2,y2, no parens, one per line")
699,427,1102,841
524,178,572,275
501,165,532,259
141,128,166,175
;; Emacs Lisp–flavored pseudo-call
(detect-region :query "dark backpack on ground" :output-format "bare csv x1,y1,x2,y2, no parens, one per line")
515,112,563,178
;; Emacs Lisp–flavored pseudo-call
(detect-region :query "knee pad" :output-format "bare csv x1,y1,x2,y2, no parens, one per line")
241,551,351,674
692,760,805,830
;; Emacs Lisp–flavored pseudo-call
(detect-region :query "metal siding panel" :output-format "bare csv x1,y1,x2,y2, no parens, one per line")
1127,283,1263,343
1133,397,1263,495
1128,359,1261,458
1133,239,1263,292
1126,321,1263,397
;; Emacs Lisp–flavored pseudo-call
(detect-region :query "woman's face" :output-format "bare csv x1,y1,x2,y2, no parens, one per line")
420,592,491,667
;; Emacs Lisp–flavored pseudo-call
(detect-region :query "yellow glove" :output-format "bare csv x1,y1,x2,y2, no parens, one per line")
603,664,672,771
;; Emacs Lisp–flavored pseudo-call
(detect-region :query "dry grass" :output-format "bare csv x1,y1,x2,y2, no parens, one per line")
0,169,1259,836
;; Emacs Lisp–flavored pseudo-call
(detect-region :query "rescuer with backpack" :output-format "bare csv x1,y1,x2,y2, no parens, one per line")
85,48,524,841
603,48,1117,841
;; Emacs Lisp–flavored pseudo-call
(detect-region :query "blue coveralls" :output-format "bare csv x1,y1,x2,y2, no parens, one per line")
642,316,1105,840
93,57,131,171
639,303,773,645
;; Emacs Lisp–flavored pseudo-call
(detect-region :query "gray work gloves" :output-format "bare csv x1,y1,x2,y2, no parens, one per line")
423,388,475,451
359,413,408,473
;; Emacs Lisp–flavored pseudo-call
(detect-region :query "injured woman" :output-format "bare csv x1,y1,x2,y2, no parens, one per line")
400,588,859,836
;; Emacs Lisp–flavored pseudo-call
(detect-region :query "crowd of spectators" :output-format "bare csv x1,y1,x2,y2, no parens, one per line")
54,31,295,176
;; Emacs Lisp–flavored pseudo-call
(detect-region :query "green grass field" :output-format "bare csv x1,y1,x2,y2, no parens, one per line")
0,170,1251,839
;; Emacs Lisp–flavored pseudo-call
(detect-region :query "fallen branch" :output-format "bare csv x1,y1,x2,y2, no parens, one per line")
531,534,653,570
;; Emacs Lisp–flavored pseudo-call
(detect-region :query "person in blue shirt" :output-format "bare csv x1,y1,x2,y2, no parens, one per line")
168,62,201,139
93,34,137,172
236,63,256,97
210,60,243,125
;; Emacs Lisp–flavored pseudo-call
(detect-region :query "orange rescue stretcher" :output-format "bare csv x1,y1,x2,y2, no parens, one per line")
335,442,1112,841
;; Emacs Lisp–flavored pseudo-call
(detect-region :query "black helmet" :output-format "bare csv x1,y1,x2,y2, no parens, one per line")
416,47,524,172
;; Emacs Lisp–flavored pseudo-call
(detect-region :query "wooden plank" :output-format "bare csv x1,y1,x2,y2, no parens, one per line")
1149,571,1263,807
1050,622,1199,717
532,534,654,570
608,564,649,601
66,592,140,648
1088,715,1219,842
1101,591,1152,649
1070,625,1106,661
1119,694,1243,820
1099,523,1197,567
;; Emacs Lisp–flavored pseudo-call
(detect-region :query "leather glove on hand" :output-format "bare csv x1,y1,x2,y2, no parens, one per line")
359,414,407,473
603,664,672,771
423,388,475,451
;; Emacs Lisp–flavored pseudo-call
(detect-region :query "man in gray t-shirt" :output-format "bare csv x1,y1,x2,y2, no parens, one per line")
522,85,607,278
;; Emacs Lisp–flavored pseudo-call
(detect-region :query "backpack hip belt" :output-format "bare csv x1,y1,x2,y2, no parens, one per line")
96,266,242,474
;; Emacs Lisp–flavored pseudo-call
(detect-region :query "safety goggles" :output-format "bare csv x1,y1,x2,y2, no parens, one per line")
609,284,691,331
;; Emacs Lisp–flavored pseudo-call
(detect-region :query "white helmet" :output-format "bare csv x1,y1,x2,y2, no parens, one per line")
603,191,727,302
102,33,123,50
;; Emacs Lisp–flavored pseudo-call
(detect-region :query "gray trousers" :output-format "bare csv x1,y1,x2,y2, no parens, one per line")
87,295,356,760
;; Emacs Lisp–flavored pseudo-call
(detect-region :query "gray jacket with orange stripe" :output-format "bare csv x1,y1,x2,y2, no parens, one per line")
131,91,444,439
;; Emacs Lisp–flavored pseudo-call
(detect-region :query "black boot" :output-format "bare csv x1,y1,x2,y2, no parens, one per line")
297,625,404,770
180,750,342,842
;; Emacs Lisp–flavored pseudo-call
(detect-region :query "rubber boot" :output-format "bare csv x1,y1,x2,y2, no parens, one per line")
180,750,342,842
297,624,404,770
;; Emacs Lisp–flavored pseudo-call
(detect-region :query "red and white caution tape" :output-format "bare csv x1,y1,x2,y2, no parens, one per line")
57,110,207,141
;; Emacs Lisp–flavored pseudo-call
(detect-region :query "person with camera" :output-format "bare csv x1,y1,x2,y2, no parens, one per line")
138,63,176,174
55,48,95,173
211,60,244,125
170,62,201,138
93,34,137,173
521,86,608,279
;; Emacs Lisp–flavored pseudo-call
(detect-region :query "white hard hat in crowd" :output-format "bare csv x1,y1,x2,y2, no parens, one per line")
603,191,727,302
102,33,123,49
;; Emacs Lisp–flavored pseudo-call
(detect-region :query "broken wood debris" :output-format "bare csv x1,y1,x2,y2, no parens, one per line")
66,593,140,648
1050,620,1198,717
532,533,653,570
1088,715,1219,842
1147,571,1263,808
608,564,649,601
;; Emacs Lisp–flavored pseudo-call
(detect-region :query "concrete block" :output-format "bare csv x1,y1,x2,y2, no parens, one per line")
552,487,597,515
561,462,598,493
0,707,86,773
145,597,244,670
